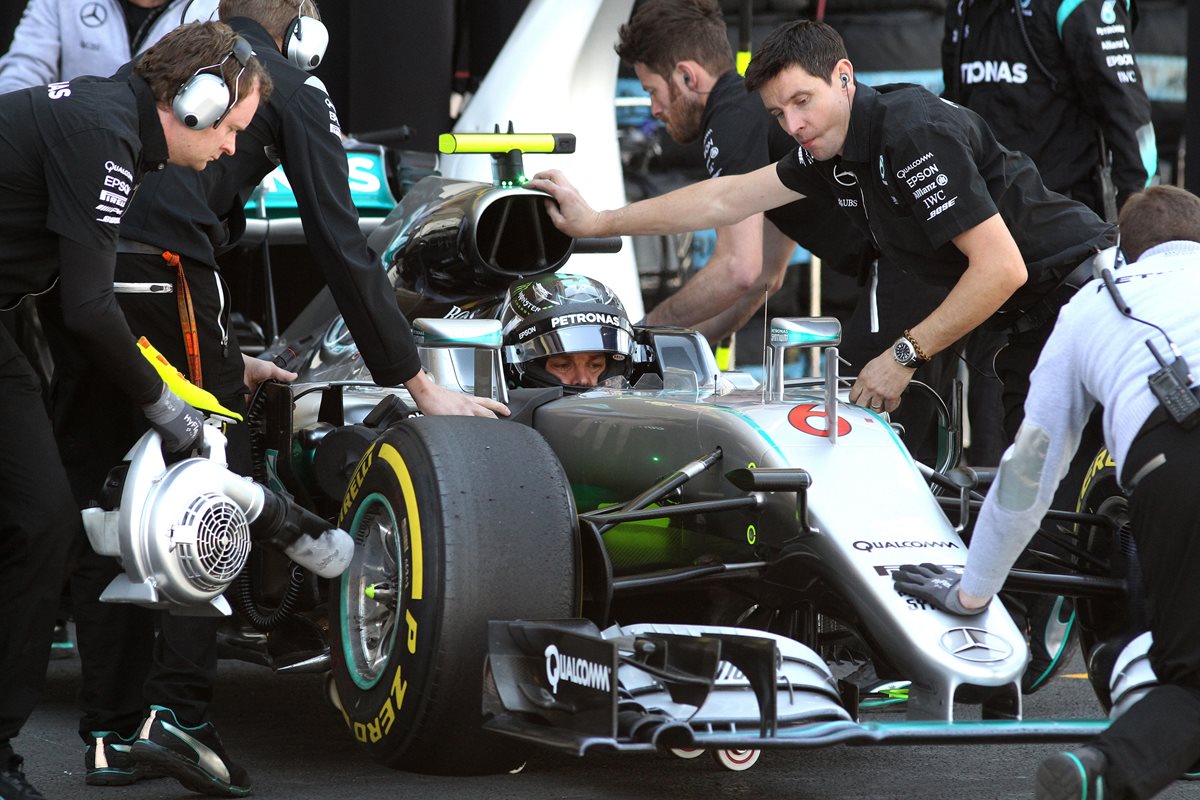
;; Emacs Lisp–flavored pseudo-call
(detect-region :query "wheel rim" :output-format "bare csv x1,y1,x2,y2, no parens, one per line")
341,492,404,690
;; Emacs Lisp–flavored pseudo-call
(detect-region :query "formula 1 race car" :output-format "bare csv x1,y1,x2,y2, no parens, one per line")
89,136,1146,779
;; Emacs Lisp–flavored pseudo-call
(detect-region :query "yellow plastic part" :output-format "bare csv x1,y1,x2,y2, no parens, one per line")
736,51,751,76
137,337,244,422
438,132,568,155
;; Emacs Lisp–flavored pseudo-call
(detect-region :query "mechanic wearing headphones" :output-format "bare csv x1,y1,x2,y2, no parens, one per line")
532,18,1110,437
46,1,506,796
0,1,189,93
614,0,955,467
0,22,267,800
894,185,1200,800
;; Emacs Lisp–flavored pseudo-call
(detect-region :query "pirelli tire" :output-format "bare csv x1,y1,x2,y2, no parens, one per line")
1072,446,1147,711
331,416,579,774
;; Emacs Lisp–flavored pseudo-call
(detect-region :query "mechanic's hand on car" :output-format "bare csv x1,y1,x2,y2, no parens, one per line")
141,384,204,453
893,563,988,616
404,370,509,418
526,169,605,238
848,350,915,414
243,354,297,395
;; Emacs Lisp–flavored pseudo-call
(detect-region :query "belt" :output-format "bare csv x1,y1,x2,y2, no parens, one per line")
115,238,168,256
989,258,1094,336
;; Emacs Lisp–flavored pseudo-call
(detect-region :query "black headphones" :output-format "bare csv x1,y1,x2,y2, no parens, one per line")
282,0,329,71
841,73,849,87
172,35,254,130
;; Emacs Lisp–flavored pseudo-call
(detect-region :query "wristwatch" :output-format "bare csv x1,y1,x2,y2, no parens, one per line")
893,334,928,369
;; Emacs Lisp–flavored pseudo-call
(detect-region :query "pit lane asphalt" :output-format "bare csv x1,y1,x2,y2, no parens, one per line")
22,648,1198,800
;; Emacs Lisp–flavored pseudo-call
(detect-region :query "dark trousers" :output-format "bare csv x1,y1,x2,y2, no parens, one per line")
1096,422,1200,799
0,325,78,760
840,262,956,465
42,253,247,739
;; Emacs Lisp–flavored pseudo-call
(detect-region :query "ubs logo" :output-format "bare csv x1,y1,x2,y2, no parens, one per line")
80,2,107,27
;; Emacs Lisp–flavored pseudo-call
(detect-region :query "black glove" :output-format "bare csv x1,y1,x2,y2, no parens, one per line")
141,385,204,453
893,563,987,616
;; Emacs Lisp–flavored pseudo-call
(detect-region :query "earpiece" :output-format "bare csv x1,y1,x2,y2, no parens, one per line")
683,72,691,86
179,0,218,23
282,0,329,71
840,73,849,87
172,35,254,130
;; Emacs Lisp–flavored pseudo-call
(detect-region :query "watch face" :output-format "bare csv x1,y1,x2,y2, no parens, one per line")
894,339,914,364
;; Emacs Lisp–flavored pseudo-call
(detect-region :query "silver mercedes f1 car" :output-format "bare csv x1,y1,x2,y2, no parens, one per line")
87,139,1146,778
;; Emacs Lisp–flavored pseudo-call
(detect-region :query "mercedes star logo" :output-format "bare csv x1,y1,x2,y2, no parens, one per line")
833,164,858,187
80,2,107,27
939,627,1013,663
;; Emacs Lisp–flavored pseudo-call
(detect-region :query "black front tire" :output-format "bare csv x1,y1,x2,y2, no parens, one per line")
330,416,578,774
1072,446,1147,710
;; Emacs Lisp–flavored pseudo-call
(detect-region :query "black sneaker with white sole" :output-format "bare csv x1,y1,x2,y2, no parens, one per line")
130,706,251,797
86,730,164,786
0,755,45,800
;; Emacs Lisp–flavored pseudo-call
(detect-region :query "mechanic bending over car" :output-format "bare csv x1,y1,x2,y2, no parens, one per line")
894,185,1200,800
500,274,635,392
531,18,1114,696
530,18,1112,434
44,1,507,797
0,22,268,800
613,0,955,471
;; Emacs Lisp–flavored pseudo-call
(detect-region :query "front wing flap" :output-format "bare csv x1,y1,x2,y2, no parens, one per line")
484,619,1109,756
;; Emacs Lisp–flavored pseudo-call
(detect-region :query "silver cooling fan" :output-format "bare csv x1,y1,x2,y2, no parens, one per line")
83,425,352,615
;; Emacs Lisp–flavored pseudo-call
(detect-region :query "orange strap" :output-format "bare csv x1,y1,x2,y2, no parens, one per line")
161,250,204,389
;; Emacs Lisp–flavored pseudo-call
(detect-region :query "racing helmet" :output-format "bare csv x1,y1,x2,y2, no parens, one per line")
500,274,634,392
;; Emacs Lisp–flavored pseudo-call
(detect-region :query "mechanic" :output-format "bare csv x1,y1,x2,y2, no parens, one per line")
0,0,188,93
893,185,1200,800
500,274,634,393
0,21,268,800
943,0,1155,222
614,0,954,461
530,19,1111,438
943,0,1158,695
44,2,508,796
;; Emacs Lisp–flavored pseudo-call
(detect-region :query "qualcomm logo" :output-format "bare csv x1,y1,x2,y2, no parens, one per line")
939,627,1013,663
544,644,612,694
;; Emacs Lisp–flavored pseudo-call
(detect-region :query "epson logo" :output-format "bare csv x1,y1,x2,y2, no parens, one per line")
551,312,621,328
544,644,611,695
905,164,940,188
959,60,1028,85
852,540,961,553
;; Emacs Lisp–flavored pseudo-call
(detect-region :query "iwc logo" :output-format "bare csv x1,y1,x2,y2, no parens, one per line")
939,627,1013,663
80,2,107,27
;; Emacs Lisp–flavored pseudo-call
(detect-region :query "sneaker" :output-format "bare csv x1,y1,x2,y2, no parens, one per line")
0,755,45,800
131,706,251,797
1035,746,1107,800
1023,595,1078,694
85,730,162,786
